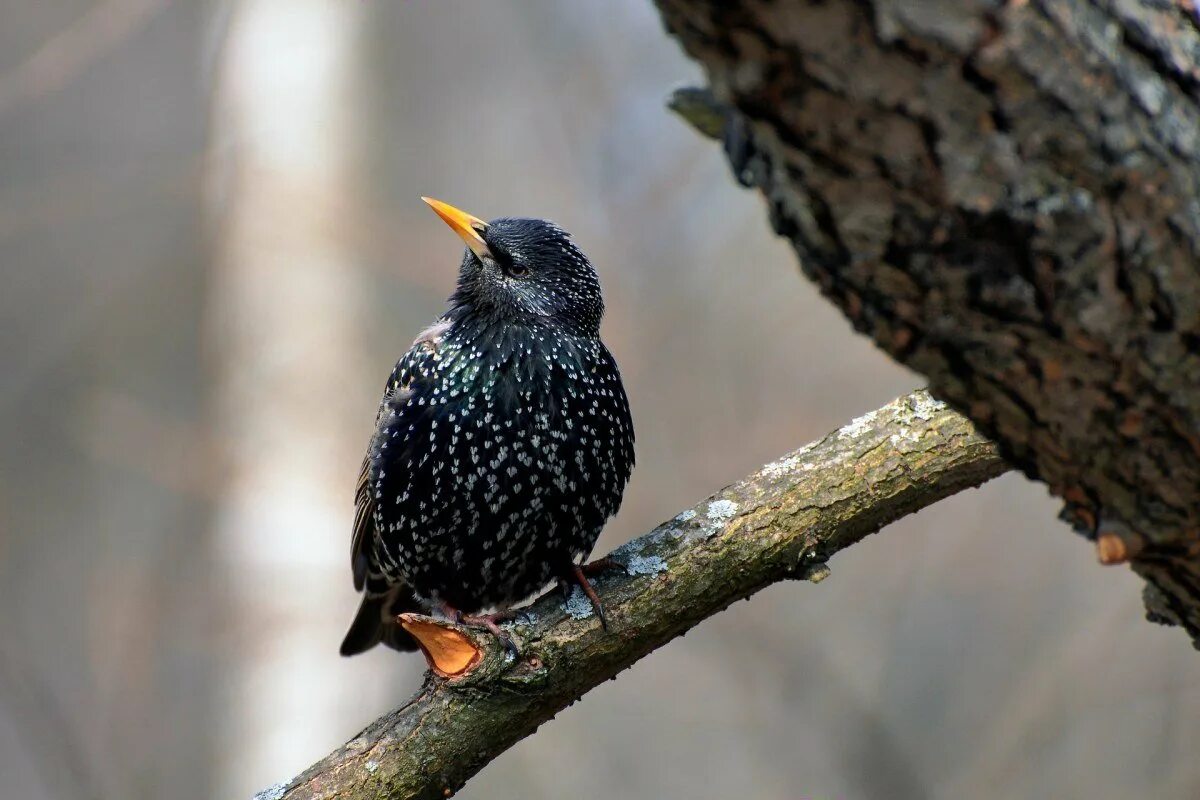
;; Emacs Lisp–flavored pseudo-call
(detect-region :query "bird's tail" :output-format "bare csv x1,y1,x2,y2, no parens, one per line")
339,582,422,656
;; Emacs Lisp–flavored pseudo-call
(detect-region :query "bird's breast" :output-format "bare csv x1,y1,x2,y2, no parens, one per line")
368,324,632,606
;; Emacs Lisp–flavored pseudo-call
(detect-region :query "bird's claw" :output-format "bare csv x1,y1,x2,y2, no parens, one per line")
458,610,520,658
567,561,614,631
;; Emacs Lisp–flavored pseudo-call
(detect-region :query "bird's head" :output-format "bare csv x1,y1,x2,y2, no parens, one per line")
423,197,604,337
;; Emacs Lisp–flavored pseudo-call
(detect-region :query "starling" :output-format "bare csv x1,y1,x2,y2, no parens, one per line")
340,198,635,656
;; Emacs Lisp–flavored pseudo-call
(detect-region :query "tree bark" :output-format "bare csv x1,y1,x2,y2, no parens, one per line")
261,391,1007,800
655,0,1200,642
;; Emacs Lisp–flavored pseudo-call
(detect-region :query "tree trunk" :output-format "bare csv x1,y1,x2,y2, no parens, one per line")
655,0,1200,644
207,0,372,793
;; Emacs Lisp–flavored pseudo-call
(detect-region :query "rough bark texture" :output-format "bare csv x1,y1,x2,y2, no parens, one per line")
656,0,1200,641
261,392,1006,800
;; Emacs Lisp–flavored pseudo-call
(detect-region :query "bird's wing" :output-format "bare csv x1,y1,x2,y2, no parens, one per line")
597,341,636,500
350,319,451,591
350,451,376,591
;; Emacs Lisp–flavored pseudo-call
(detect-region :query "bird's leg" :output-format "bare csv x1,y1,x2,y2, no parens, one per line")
436,601,463,624
562,559,621,630
556,561,619,597
453,608,520,657
577,556,622,577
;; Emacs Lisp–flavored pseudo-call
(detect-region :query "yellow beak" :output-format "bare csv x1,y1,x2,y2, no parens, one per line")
421,197,492,260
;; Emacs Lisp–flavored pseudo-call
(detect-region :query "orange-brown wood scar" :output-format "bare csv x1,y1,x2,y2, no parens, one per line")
398,613,482,677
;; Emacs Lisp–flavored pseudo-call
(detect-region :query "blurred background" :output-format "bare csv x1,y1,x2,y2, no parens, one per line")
1,1,1197,798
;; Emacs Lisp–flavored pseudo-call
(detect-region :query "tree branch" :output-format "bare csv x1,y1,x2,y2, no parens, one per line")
264,390,1008,800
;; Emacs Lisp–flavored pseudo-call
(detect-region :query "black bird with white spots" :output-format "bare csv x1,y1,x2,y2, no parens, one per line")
340,198,635,656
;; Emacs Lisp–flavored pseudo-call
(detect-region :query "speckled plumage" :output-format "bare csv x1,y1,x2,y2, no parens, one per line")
341,216,634,655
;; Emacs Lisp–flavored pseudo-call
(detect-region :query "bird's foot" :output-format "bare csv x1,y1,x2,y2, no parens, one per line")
440,604,519,657
578,556,623,577
561,558,622,630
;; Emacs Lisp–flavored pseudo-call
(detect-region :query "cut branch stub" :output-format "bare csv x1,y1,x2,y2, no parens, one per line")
398,614,483,678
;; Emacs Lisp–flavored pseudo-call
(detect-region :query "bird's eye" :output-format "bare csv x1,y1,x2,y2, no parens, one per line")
489,242,528,278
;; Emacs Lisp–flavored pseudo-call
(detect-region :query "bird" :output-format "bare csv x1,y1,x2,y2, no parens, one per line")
340,197,635,656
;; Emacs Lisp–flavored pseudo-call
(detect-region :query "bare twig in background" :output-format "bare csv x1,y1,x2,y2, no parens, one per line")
0,0,171,116
265,390,1009,800
0,637,101,800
